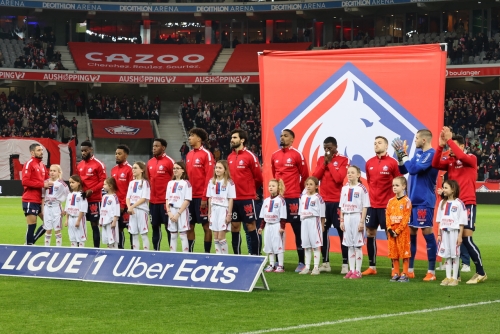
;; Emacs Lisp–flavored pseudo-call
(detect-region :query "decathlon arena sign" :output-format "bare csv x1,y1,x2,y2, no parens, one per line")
0,245,269,292
0,0,448,13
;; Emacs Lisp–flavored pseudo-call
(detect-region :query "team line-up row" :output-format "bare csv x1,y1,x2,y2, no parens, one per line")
20,127,487,285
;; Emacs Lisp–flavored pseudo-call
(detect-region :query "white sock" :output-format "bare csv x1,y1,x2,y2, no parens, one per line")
71,241,77,248
408,268,414,273
214,239,221,253
355,247,363,273
313,248,320,268
44,233,52,247
180,232,189,253
55,232,62,247
132,234,140,250
304,248,311,269
269,253,275,267
113,242,118,249
446,258,452,279
78,242,85,247
452,257,459,280
220,239,228,254
141,234,150,250
170,232,178,252
277,253,284,267
348,247,355,272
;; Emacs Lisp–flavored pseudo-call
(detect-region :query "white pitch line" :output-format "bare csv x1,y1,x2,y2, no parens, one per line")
240,300,500,334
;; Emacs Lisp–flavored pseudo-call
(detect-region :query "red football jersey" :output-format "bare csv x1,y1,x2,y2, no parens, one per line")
147,153,175,204
77,156,107,203
186,146,215,200
21,157,47,203
228,147,263,200
111,161,133,208
365,153,401,208
271,147,309,199
432,139,477,205
313,153,349,202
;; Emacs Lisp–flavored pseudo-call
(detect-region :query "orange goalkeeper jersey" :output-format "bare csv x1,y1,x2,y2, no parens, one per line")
386,195,412,259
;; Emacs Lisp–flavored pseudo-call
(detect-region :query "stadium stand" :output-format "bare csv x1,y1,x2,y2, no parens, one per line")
179,97,262,162
444,90,500,181
223,43,312,72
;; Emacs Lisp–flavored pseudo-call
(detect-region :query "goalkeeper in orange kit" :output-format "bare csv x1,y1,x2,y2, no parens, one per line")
386,176,412,282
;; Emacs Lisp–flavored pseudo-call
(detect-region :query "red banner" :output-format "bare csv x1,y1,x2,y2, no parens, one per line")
0,70,259,84
259,45,446,260
223,42,312,72
446,66,500,77
0,138,76,181
92,120,154,139
68,42,222,73
476,181,500,191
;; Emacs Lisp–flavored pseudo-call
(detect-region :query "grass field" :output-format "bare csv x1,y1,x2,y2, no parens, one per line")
0,198,499,333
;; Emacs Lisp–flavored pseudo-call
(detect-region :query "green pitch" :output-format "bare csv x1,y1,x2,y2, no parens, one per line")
0,198,499,333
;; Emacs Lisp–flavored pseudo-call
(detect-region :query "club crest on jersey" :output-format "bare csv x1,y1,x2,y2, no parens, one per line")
195,158,201,164
107,200,112,205
333,161,338,167
87,168,92,173
177,185,183,191
286,158,292,164
239,160,244,165
159,165,164,170
383,165,388,171
274,203,279,208
354,192,359,198
274,62,425,177
451,206,457,212
120,173,125,177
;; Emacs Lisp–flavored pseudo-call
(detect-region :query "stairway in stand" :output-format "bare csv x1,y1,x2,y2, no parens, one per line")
157,101,187,161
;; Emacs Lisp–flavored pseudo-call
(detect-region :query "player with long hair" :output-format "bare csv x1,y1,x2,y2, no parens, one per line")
258,179,287,272
126,161,151,250
207,160,236,254
339,166,370,279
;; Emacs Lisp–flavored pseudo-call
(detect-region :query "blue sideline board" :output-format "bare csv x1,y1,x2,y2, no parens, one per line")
0,245,269,292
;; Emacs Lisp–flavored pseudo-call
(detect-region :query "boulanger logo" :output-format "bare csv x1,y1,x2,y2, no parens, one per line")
104,125,140,136
446,69,481,77
274,62,425,176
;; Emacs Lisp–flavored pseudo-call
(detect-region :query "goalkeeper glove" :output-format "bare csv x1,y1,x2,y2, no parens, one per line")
387,229,398,238
391,137,408,162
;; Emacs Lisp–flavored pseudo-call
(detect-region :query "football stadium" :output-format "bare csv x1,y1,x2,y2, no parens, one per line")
1,0,500,332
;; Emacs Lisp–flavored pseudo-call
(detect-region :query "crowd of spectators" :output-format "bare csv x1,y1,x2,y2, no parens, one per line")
180,97,262,162
2,29,67,70
0,90,77,142
444,90,500,181
87,93,161,123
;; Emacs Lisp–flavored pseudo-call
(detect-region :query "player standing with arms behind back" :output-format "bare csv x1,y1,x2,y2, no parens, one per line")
313,136,350,274
298,177,325,275
271,129,309,272
100,177,120,249
207,160,236,254
147,138,175,251
363,136,401,276
258,179,287,272
339,166,369,279
228,129,263,255
43,165,69,246
77,141,107,248
432,127,487,284
436,180,466,287
186,128,214,253
111,145,133,249
392,130,439,281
